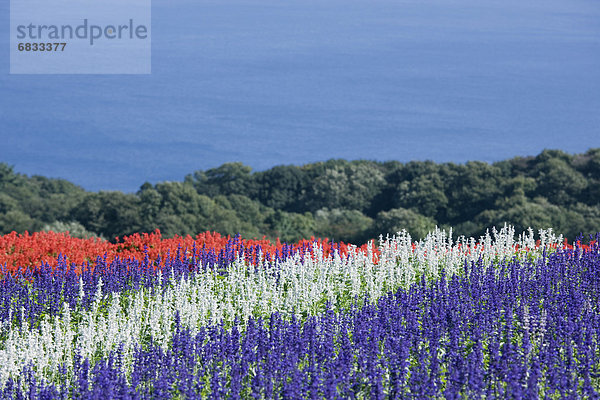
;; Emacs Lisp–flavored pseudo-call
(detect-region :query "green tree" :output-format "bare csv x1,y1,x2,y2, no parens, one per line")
532,153,587,206
374,208,437,240
137,182,163,232
71,192,142,240
305,160,385,212
394,174,448,218
43,220,105,240
266,210,316,243
255,165,308,211
152,182,215,236
470,198,556,239
314,208,373,244
224,194,272,237
445,161,504,223
0,164,21,191
185,162,256,197
0,210,39,234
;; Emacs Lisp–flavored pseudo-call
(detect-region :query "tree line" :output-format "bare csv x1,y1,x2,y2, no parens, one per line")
1,148,599,244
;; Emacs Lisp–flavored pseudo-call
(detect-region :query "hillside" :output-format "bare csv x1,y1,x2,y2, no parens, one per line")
1,148,599,243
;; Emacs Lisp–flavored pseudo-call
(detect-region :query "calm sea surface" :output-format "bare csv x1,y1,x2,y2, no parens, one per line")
1,0,599,192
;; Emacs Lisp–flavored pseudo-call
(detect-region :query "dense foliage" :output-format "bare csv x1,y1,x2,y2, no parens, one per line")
1,148,599,243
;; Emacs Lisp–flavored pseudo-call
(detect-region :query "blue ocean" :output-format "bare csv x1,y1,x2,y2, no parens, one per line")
1,0,599,192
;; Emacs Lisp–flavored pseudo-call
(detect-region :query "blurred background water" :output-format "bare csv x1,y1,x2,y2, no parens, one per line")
1,0,599,192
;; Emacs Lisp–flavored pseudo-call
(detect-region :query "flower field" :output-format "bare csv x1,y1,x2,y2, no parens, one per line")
0,226,599,399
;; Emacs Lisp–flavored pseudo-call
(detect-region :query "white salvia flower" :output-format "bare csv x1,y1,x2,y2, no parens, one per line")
78,277,85,306
106,293,122,347
92,277,103,316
